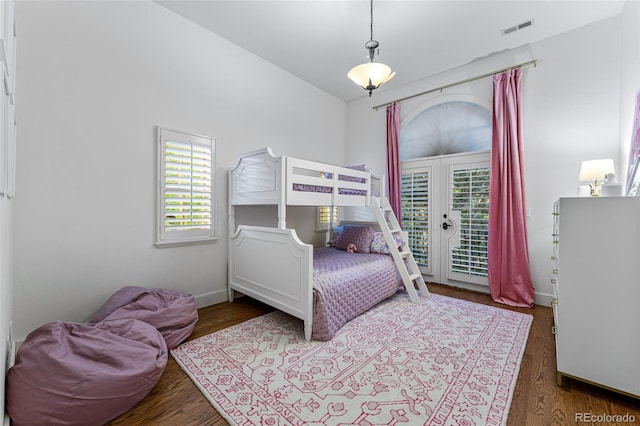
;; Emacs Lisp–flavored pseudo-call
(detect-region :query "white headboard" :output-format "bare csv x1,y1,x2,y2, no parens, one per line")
229,147,284,205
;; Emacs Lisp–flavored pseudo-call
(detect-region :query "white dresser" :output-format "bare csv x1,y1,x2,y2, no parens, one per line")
552,197,640,398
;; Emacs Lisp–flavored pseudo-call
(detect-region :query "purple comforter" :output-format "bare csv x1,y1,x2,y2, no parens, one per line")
311,247,402,340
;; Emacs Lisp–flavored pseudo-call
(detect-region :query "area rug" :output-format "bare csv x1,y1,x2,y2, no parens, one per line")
171,292,532,426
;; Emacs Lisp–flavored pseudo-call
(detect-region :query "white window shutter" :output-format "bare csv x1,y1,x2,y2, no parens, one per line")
401,170,430,269
449,165,490,277
156,127,216,247
316,206,339,231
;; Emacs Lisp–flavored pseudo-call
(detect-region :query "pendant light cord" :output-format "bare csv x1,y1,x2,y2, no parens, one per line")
370,0,374,41
365,0,379,62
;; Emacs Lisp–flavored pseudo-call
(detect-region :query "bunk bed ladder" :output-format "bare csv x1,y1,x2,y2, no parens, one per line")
372,196,430,304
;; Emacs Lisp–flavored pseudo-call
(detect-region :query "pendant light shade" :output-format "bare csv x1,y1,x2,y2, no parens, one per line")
347,63,396,93
348,0,395,96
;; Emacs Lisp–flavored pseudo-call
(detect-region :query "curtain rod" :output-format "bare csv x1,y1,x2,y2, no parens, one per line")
372,59,539,111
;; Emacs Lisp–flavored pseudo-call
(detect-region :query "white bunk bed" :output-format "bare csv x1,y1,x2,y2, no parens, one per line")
228,147,428,341
229,147,382,224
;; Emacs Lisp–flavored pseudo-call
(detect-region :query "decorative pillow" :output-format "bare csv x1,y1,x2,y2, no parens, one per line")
339,164,367,183
6,319,167,426
345,164,367,171
328,225,343,247
370,231,405,255
333,224,374,253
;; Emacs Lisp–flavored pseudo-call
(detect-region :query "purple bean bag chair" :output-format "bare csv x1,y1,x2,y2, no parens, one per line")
88,286,198,349
6,319,167,426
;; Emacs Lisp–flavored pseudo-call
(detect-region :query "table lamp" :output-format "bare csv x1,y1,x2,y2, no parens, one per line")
579,159,615,197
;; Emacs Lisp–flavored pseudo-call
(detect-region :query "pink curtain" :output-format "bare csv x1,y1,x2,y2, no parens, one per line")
488,68,535,307
386,102,401,225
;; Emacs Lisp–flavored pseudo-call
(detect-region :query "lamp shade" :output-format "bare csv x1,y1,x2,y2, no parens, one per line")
578,159,615,181
347,62,395,90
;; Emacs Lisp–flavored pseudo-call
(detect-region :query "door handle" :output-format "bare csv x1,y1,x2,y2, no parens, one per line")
442,222,450,230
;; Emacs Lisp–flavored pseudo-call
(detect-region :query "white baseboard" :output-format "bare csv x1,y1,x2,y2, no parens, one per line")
194,288,228,309
4,339,16,426
533,292,554,308
431,281,554,308
9,338,16,367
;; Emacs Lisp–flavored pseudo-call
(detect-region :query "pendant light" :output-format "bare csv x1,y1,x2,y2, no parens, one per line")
347,0,395,96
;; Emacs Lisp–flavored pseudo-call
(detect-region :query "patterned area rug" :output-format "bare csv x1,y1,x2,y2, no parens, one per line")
171,292,532,426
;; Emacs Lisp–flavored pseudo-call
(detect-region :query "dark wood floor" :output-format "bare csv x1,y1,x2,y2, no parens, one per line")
107,284,639,425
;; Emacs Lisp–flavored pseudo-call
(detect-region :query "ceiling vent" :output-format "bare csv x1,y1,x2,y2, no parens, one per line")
502,19,534,36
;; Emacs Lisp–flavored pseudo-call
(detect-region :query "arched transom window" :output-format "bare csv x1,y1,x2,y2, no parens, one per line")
400,101,491,160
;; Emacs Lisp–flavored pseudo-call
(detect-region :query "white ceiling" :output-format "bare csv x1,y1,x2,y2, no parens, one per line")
157,0,625,102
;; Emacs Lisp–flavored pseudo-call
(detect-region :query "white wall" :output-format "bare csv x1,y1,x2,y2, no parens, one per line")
525,16,621,303
346,16,622,305
13,1,346,340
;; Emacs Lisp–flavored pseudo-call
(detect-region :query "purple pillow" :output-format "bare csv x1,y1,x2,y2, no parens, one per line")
89,286,198,349
333,224,375,253
6,319,167,426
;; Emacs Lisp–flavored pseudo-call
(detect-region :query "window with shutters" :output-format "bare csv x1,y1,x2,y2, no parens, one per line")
401,171,430,270
156,127,216,247
450,166,490,277
316,206,339,231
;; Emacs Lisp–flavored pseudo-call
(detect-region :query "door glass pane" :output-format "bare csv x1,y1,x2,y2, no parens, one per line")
449,166,490,277
401,171,430,270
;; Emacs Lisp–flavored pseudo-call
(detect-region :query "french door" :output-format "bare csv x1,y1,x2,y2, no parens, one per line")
401,151,490,289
